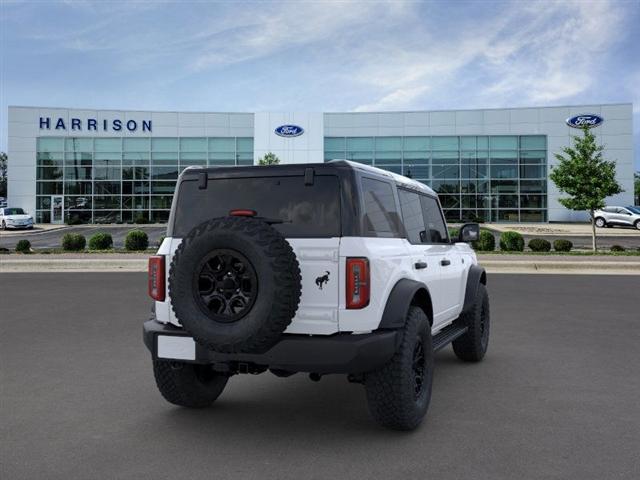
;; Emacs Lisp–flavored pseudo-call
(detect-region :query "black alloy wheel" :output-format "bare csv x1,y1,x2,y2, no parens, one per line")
194,249,258,323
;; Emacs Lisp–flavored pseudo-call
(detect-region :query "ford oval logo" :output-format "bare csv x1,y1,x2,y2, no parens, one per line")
566,114,604,129
275,125,304,137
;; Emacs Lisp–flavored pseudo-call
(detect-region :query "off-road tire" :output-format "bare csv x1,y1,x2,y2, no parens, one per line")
364,306,433,431
153,360,228,408
594,217,606,228
169,216,301,354
452,283,490,362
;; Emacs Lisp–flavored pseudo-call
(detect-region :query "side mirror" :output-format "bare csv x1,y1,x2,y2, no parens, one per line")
458,223,480,243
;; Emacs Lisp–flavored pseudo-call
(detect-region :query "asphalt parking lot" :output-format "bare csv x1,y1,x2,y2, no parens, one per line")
2,273,639,479
0,225,166,249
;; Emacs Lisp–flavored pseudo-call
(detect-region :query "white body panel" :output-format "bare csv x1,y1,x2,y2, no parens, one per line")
155,235,476,336
155,236,341,335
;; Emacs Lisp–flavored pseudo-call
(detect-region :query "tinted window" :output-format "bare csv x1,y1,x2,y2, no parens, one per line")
3,208,25,215
398,189,426,244
420,195,449,243
173,175,340,238
361,177,401,236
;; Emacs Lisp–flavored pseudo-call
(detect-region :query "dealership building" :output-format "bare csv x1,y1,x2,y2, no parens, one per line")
6,103,634,224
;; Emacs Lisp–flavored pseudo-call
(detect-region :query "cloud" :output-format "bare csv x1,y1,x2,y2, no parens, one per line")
190,1,411,71
351,0,633,111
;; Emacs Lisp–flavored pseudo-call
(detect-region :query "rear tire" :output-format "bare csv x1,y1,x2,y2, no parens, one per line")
153,360,228,408
452,283,490,362
364,306,433,431
595,217,606,228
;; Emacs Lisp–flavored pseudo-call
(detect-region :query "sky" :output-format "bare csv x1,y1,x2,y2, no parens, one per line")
1,0,639,168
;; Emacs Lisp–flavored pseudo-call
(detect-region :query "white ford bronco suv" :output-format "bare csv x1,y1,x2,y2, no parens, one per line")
144,160,490,430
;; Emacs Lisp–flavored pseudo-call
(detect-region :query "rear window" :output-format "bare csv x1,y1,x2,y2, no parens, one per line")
172,175,341,238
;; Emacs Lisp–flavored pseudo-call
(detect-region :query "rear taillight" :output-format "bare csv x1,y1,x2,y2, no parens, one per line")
148,255,165,301
346,257,369,309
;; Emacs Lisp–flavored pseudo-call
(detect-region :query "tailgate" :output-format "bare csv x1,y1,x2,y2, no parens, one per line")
285,238,340,335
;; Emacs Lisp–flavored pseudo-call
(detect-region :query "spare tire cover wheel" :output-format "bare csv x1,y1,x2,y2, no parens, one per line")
169,216,301,353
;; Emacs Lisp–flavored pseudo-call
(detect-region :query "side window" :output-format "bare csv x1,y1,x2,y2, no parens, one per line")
361,177,402,237
419,195,449,244
398,189,426,244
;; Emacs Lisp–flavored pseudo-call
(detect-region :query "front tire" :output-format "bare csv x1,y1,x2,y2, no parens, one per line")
364,306,433,431
452,283,490,362
153,360,228,408
635,220,640,230
1,221,5,230
595,217,606,228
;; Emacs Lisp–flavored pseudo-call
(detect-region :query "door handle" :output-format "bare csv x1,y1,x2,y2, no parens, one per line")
440,259,451,266
414,261,427,270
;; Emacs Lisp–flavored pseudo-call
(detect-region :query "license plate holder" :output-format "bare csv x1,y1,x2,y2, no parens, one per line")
156,335,196,361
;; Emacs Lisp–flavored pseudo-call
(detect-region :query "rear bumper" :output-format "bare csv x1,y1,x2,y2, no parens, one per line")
143,319,399,374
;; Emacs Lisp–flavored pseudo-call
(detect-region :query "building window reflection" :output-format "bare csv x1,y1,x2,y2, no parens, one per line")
324,135,547,223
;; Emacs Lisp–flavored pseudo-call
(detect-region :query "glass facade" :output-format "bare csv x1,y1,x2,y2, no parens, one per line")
325,135,547,222
35,136,253,223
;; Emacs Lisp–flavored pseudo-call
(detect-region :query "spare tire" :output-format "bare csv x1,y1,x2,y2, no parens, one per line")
169,216,301,353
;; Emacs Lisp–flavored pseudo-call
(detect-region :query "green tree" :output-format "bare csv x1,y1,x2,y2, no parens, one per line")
258,152,280,165
634,172,640,205
0,152,7,198
549,128,623,251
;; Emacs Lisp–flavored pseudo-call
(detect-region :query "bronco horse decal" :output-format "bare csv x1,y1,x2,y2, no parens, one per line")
315,271,330,290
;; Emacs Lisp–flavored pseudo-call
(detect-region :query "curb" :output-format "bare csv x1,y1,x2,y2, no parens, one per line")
0,258,147,273
481,260,640,275
1,258,638,274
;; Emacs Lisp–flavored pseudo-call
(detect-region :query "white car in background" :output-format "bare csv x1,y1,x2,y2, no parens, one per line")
594,206,640,230
0,207,35,230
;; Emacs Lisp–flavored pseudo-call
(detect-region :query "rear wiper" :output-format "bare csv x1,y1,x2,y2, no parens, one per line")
254,216,290,225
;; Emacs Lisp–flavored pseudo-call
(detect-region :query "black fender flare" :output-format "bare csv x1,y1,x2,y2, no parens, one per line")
378,279,433,330
462,265,487,314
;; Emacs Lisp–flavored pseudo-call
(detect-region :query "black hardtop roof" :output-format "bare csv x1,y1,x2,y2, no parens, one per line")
180,160,435,195
182,160,353,178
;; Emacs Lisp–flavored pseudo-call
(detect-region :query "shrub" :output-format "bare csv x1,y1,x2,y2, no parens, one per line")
610,244,625,252
125,230,149,251
472,230,495,251
499,231,524,252
528,238,551,252
62,233,86,251
448,228,459,240
88,232,113,250
15,239,31,253
134,215,149,224
553,239,573,252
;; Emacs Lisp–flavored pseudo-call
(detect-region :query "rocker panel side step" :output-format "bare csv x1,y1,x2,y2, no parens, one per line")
432,324,468,351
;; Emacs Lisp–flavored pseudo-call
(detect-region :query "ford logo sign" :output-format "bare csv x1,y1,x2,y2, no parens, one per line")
275,125,304,137
566,114,604,129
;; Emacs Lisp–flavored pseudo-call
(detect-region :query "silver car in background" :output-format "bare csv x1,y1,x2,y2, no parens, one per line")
0,207,35,230
594,206,640,230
